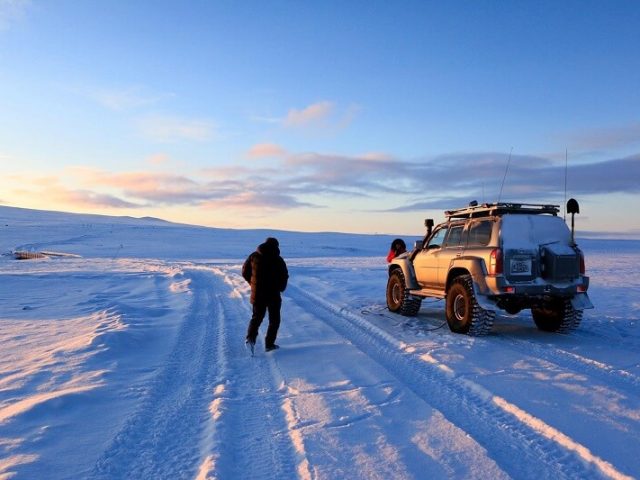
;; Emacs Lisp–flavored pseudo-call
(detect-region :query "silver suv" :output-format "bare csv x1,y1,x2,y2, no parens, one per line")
386,201,593,335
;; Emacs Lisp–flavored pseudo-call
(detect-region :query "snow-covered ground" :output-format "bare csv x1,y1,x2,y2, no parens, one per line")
0,205,639,480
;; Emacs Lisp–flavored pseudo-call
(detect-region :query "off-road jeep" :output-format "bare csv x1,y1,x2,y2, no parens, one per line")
386,201,593,335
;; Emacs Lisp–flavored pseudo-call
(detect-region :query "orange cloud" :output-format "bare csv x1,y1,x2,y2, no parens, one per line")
50,188,140,208
283,101,334,127
246,143,287,159
146,153,170,165
360,152,394,162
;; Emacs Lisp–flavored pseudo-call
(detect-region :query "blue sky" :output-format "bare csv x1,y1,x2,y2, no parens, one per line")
1,1,639,235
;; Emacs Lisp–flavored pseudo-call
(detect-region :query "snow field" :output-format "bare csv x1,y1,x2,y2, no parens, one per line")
1,207,639,479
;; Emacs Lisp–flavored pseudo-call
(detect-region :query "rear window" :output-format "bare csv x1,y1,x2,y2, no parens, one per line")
467,220,492,246
500,214,571,248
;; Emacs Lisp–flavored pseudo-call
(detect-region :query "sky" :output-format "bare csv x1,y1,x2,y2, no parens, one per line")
1,0,639,235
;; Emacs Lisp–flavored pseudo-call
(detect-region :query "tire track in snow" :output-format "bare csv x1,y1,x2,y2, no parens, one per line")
287,284,633,480
198,267,304,480
91,269,221,479
496,336,640,392
15,234,98,253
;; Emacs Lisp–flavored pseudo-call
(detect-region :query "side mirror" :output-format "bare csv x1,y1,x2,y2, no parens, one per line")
414,240,423,250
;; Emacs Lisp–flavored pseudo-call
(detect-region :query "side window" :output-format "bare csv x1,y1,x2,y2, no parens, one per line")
467,220,492,246
443,225,464,248
426,227,448,249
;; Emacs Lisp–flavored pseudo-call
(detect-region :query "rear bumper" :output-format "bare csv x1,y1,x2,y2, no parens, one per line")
481,275,593,309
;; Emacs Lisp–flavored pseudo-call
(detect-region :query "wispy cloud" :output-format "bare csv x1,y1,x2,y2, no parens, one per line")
284,101,334,127
360,152,394,162
87,86,170,111
202,191,317,211
146,153,170,165
136,114,216,142
381,153,640,211
51,189,140,208
284,152,408,194
61,167,312,211
281,101,359,131
567,123,640,152
0,0,30,31
558,155,640,195
69,168,206,204
246,143,288,159
6,174,141,209
8,149,640,216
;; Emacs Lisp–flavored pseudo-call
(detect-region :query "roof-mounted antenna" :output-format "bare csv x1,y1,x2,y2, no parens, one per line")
497,147,513,203
564,148,568,221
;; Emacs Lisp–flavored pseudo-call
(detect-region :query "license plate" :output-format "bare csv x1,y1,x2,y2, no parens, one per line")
510,259,531,275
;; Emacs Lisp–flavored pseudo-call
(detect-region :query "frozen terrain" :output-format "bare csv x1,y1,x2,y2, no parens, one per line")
0,205,639,480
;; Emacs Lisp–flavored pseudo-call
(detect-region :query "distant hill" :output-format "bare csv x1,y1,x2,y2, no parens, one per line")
0,204,405,260
0,205,177,227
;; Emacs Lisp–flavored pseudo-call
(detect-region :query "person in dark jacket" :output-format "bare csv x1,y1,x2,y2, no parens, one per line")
386,238,407,263
242,237,289,352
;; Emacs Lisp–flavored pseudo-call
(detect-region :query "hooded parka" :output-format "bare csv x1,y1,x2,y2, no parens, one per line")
242,238,289,304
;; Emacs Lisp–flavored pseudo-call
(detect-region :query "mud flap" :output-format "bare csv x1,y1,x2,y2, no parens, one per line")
571,292,594,310
471,280,498,311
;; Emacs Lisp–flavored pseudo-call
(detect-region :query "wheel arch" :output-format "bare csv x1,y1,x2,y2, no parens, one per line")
388,258,419,289
446,258,489,294
446,259,496,311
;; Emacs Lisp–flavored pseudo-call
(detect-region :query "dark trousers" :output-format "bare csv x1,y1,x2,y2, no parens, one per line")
246,296,281,347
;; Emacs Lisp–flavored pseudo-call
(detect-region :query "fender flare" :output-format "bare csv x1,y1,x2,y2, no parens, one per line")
447,257,496,310
388,256,419,290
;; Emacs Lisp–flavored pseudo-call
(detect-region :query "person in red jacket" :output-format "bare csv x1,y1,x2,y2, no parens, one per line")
386,238,407,263
242,237,289,352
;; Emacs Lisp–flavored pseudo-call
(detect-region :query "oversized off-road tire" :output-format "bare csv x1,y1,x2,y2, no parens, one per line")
386,269,422,316
532,298,583,333
445,275,495,336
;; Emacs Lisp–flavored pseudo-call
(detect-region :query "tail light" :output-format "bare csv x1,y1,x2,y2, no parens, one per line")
579,251,586,275
489,248,503,275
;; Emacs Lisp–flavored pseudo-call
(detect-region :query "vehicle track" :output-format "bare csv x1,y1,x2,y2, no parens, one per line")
286,283,633,480
496,335,640,392
90,266,302,480
90,269,221,479
15,234,99,252
203,267,303,480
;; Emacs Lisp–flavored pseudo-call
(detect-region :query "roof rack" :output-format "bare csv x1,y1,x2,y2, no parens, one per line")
444,202,560,219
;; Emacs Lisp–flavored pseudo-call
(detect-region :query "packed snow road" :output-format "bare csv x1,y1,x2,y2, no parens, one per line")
1,247,639,479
